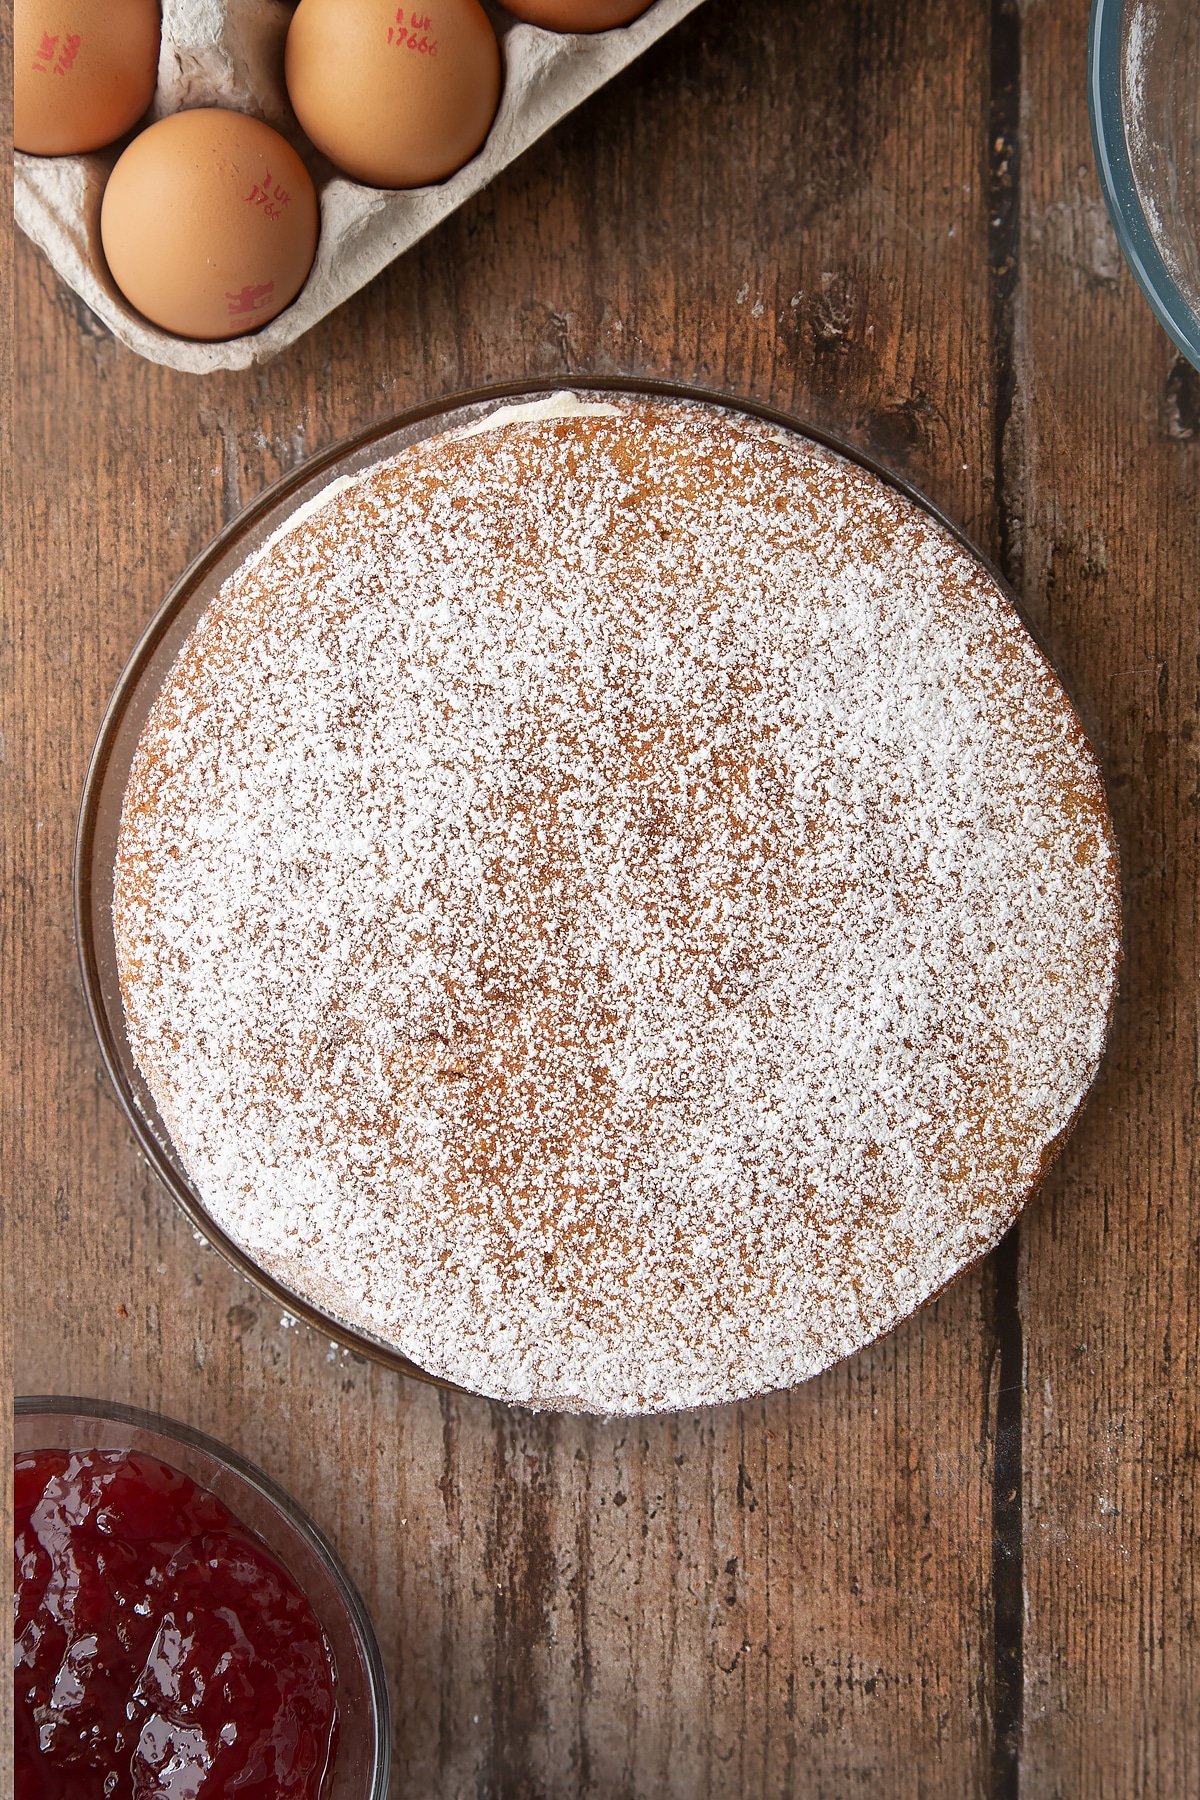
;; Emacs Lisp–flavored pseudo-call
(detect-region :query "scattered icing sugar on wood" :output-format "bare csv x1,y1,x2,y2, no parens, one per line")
114,398,1120,1413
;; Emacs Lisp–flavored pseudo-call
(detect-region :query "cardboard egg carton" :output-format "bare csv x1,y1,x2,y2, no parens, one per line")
15,0,705,372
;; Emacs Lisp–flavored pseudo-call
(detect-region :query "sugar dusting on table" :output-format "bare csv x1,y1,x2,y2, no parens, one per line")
113,398,1120,1413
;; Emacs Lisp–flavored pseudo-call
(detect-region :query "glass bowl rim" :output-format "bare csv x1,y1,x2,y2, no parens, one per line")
73,372,1115,1391
1088,0,1200,370
14,1394,391,1798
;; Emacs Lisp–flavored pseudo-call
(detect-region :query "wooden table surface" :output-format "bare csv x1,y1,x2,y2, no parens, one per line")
6,1,1198,1794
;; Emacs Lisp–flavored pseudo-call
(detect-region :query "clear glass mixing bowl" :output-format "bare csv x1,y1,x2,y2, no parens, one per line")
1090,0,1200,368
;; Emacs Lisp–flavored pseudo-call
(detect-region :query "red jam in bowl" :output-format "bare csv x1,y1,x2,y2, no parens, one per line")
14,1448,339,1798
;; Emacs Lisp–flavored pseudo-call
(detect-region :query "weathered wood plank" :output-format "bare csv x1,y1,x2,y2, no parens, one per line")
1012,2,1199,1796
2,84,17,1784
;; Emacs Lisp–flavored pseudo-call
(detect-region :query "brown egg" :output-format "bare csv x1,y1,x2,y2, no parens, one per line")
100,109,319,341
14,0,160,155
285,0,501,190
500,0,651,28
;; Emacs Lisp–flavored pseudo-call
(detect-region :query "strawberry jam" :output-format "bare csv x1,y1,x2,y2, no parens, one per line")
14,1448,339,1799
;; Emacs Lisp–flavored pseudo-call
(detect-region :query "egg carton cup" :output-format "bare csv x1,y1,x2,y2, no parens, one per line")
15,0,705,372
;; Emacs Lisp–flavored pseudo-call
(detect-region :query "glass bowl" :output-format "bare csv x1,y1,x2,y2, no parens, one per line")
74,376,1071,1384
1090,0,1200,368
14,1396,390,1800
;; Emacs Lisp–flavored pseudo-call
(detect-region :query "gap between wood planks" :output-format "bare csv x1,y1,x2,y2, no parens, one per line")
988,0,1024,1796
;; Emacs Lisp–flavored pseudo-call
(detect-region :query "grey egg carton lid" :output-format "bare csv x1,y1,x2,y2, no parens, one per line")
15,0,705,373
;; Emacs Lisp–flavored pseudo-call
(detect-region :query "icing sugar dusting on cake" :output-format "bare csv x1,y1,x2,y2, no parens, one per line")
113,398,1121,1413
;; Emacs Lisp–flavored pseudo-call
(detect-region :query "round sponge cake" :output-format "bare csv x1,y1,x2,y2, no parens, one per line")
113,394,1121,1412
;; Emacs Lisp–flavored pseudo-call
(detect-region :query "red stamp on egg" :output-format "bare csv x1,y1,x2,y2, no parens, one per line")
243,170,292,220
226,280,275,322
387,9,439,54
54,32,82,74
32,31,82,74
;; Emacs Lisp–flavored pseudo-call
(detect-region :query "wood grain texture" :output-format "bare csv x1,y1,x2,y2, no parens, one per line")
1012,2,1199,1797
3,13,18,1774
4,1,1195,1795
